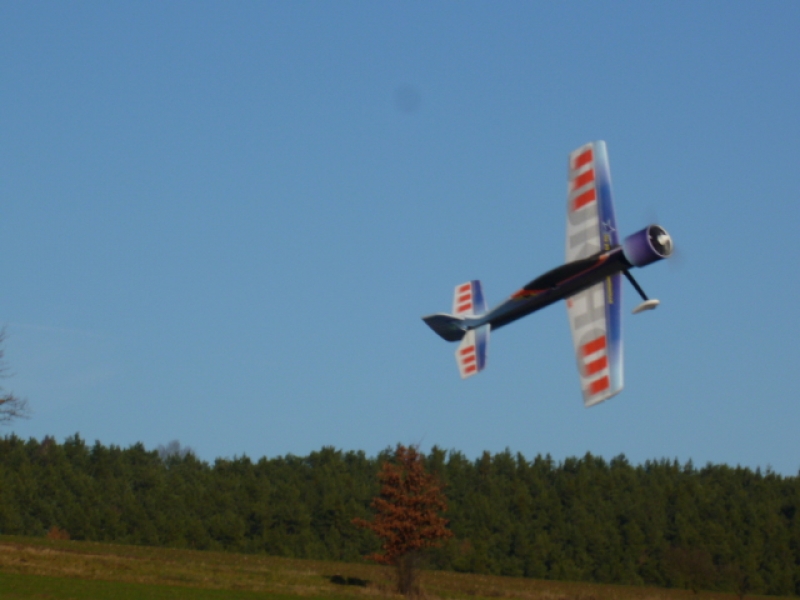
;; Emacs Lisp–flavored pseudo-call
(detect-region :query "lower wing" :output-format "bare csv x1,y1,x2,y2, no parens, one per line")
566,274,623,406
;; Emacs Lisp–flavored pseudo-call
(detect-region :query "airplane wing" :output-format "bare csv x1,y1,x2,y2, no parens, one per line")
565,141,623,406
566,141,618,260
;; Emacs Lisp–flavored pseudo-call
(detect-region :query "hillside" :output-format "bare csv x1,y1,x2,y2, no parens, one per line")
0,435,798,596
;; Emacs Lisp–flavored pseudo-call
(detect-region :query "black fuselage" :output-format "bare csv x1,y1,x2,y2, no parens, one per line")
465,246,631,331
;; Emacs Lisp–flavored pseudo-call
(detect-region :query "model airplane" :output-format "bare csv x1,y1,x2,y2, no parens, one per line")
422,141,673,406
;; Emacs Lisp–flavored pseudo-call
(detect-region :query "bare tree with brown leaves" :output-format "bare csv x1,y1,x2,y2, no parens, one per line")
354,445,453,597
0,329,29,424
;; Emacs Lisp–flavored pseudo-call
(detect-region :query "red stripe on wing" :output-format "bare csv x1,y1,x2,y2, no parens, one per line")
585,356,608,376
573,188,597,210
589,376,610,395
573,149,593,170
582,336,606,356
573,168,595,190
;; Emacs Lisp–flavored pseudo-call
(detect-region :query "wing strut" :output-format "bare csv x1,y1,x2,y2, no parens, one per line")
623,270,660,314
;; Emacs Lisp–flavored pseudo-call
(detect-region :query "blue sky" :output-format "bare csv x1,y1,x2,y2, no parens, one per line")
2,2,799,473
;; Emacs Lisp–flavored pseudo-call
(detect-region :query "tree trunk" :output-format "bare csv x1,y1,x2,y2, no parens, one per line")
397,551,421,598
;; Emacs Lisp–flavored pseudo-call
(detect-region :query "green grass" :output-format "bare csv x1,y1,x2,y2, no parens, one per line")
0,571,325,600
0,535,789,600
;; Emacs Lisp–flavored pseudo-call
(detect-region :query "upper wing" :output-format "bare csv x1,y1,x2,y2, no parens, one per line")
566,141,619,260
565,142,623,406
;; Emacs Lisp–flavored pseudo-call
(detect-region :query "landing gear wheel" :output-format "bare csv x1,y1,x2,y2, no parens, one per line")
632,299,660,314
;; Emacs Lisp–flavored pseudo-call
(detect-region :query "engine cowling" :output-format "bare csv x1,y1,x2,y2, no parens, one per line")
622,225,673,267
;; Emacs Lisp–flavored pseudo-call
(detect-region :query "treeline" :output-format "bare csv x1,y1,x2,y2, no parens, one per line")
0,435,798,596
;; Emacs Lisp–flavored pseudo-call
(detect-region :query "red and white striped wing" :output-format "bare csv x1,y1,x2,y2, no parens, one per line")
566,283,619,406
566,143,603,262
565,141,623,406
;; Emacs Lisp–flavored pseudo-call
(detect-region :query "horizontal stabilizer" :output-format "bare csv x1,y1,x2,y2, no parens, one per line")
452,280,487,317
456,324,490,378
423,280,490,378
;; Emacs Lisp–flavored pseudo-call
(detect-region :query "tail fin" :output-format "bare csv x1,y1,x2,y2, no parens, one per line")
422,280,491,378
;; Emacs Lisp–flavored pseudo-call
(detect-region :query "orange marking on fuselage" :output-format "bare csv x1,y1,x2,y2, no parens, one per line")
512,289,542,300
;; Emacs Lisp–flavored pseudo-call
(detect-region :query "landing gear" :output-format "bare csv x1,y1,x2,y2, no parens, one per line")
623,270,660,314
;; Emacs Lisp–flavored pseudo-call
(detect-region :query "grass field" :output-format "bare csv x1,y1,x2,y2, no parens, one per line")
0,536,787,600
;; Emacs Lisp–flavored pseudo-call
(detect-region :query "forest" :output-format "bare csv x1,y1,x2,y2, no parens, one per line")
0,434,797,596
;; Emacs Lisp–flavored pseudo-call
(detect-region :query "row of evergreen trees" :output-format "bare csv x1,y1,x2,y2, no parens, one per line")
0,434,798,596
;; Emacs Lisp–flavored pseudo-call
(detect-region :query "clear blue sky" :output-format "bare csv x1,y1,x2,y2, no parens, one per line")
2,2,799,473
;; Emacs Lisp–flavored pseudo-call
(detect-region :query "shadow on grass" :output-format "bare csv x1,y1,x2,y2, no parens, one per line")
328,574,369,587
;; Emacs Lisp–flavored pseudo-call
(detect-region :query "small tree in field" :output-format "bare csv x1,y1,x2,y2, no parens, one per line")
354,445,453,597
0,329,28,425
